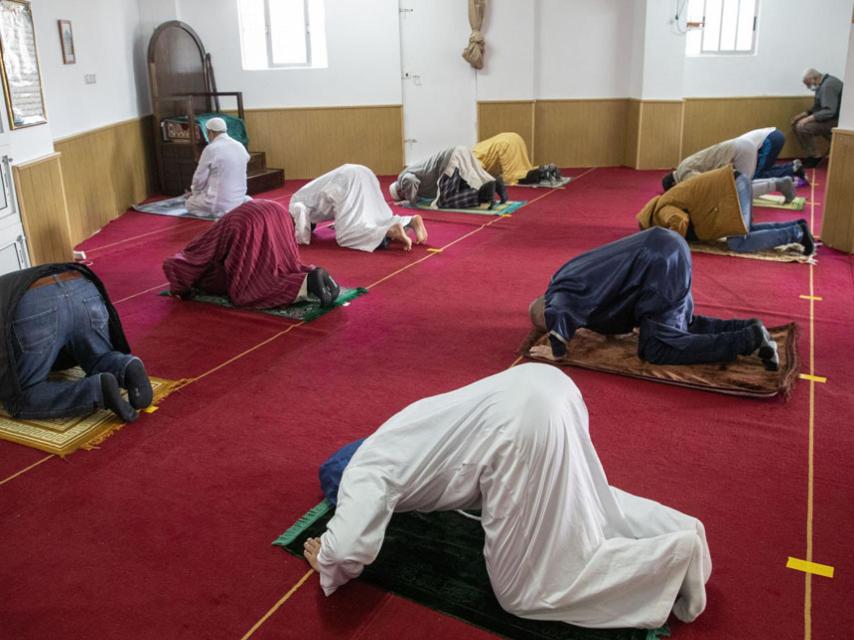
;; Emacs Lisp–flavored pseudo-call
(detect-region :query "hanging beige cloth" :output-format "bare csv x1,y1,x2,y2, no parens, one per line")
462,0,487,69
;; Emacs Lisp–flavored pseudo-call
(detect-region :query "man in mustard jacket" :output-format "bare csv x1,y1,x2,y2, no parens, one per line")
637,166,814,255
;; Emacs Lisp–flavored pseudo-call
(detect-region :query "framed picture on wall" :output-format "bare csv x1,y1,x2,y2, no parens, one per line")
58,19,74,64
0,0,47,128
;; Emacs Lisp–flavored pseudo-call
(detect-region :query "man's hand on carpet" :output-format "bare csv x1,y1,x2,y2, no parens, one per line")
304,537,321,572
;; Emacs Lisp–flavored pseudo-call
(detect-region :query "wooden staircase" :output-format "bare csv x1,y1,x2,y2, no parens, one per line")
247,151,285,195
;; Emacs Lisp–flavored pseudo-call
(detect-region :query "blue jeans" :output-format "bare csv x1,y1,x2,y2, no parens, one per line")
6,276,136,419
726,175,802,253
754,130,798,178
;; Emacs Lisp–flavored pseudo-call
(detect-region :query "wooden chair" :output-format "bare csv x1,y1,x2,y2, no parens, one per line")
147,21,284,196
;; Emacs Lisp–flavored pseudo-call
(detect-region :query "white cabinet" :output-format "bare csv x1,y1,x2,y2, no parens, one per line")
0,151,28,275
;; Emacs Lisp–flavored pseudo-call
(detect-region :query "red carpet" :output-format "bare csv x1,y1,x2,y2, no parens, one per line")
0,167,850,640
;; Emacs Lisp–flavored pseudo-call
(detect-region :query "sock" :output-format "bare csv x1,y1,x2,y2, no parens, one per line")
124,359,153,410
100,373,138,422
775,177,796,203
307,267,340,307
519,168,542,184
797,220,815,255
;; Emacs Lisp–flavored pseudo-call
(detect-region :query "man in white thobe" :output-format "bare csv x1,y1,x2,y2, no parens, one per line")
289,164,427,252
185,117,251,219
303,364,711,629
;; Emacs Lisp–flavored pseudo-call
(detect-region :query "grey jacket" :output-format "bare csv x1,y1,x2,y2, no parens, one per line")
809,74,843,122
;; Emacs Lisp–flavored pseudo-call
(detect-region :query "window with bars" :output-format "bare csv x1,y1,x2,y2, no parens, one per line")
685,0,759,56
237,0,328,70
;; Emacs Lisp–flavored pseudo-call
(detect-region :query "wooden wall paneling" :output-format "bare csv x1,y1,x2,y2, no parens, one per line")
681,96,814,159
13,153,74,265
241,105,403,180
55,117,154,245
624,99,641,168
534,99,628,167
820,128,854,253
476,101,536,159
637,100,684,170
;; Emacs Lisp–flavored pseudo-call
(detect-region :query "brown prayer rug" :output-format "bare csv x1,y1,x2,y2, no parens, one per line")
0,368,185,456
690,241,814,264
521,324,799,398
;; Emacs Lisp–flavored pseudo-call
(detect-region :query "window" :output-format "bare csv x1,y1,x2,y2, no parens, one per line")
685,0,759,56
238,0,328,70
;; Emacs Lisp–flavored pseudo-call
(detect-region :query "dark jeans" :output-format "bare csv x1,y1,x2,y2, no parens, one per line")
6,276,136,419
755,130,797,179
726,174,802,253
638,316,758,365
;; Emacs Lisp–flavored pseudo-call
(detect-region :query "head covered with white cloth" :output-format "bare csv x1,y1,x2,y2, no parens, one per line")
308,363,711,629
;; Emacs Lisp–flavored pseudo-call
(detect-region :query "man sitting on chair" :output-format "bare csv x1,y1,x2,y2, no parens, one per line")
0,264,152,422
644,166,814,256
164,199,340,307
389,146,506,208
292,164,427,252
185,117,251,219
528,228,779,369
473,131,562,185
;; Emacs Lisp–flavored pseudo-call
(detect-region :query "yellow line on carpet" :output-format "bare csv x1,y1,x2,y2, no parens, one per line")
788,557,835,578
0,454,53,486
240,569,315,640
188,323,304,384
799,374,827,383
113,282,170,305
84,219,203,254
803,169,817,640
799,295,823,301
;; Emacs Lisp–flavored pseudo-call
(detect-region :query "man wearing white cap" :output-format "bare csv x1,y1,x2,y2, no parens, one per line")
185,117,251,219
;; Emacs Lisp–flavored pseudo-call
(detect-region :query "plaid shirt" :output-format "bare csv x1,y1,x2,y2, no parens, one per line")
437,168,480,209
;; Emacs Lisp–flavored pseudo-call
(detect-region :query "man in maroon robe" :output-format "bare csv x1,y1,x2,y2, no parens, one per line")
163,199,339,307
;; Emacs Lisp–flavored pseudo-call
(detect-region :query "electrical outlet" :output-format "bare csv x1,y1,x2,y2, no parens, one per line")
84,74,96,84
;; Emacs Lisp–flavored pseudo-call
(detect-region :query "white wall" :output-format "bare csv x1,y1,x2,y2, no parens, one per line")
36,0,146,140
839,24,854,130
638,0,686,100
475,0,536,101
535,0,634,99
683,0,853,97
177,0,401,108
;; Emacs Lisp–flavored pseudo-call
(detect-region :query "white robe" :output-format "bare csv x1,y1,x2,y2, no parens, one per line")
289,164,412,252
317,364,711,630
185,133,251,219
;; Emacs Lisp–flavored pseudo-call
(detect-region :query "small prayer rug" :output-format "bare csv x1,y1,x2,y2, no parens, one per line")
133,195,216,220
522,324,799,399
752,195,806,211
0,368,184,456
409,199,527,216
274,501,669,640
513,176,573,189
690,241,814,263
159,287,368,322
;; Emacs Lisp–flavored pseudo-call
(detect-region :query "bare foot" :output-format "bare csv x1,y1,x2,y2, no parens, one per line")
408,215,428,245
386,223,413,251
529,344,559,361
303,537,321,572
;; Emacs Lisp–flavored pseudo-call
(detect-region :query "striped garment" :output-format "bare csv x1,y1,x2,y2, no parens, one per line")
163,199,313,308
437,168,481,209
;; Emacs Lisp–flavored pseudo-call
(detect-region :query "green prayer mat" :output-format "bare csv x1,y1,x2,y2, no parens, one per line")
159,287,367,322
165,112,249,147
274,501,670,640
410,198,527,215
752,195,806,211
